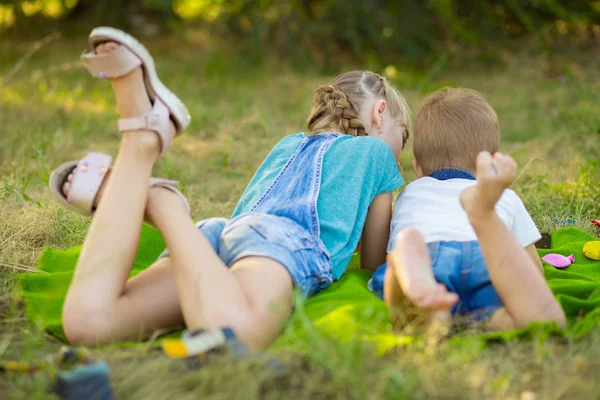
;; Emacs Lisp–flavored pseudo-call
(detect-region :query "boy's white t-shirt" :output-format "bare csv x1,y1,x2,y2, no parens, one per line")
387,177,541,251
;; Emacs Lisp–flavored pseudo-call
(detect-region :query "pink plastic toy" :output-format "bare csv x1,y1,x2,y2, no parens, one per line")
541,253,575,269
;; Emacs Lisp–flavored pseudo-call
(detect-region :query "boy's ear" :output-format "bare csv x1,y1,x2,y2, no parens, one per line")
413,159,424,178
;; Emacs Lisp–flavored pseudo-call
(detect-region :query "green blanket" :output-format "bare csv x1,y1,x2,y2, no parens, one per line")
18,226,600,350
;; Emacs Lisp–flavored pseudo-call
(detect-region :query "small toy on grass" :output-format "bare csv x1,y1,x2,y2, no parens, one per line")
53,348,112,400
592,220,600,228
162,327,283,372
162,327,249,370
583,241,600,261
541,253,575,269
0,347,113,400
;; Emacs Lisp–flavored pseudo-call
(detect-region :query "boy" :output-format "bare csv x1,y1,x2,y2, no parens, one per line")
369,88,565,331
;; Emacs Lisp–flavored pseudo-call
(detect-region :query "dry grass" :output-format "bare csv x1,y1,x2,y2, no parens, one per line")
0,34,599,399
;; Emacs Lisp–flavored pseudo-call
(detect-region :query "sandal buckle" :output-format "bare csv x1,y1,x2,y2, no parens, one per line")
145,114,161,129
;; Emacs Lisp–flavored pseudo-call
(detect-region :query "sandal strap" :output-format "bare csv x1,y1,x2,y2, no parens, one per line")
149,178,191,215
118,99,171,156
82,46,142,79
67,153,112,214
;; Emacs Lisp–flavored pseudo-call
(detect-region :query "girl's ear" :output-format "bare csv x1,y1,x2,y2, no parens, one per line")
372,100,387,128
413,159,424,178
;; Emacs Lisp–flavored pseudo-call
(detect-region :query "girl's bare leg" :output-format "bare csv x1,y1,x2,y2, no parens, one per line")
384,229,457,331
62,41,183,344
146,188,294,349
61,39,307,348
459,152,566,330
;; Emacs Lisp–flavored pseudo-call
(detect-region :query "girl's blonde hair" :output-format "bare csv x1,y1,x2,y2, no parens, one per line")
306,71,411,142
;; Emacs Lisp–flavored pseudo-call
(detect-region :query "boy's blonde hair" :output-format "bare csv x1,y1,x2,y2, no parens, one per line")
413,88,499,175
307,71,410,140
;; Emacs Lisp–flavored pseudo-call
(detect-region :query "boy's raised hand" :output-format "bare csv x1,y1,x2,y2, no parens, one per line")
460,151,518,217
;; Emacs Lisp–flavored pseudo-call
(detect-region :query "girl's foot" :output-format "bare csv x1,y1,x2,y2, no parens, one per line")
387,229,459,311
60,161,189,217
62,161,190,216
61,40,177,203
95,41,176,155
459,151,518,224
62,164,109,210
82,27,190,156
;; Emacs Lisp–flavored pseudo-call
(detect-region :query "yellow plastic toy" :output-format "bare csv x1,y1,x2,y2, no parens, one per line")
583,241,600,261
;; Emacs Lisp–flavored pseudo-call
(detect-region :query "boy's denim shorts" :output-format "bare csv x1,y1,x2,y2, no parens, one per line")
158,212,334,298
369,241,504,322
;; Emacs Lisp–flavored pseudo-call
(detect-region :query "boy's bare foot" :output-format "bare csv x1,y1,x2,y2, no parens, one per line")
387,229,458,311
459,152,518,224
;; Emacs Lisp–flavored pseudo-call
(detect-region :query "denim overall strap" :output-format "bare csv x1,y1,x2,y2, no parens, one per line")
430,168,476,181
249,133,341,237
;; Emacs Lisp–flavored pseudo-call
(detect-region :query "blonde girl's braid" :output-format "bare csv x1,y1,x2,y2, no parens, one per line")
306,71,411,139
308,84,367,137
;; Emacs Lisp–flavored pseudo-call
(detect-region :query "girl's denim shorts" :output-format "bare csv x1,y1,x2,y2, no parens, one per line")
158,212,334,297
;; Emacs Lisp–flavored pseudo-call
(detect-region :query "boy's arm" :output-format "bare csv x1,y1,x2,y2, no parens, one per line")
359,192,393,272
525,243,544,275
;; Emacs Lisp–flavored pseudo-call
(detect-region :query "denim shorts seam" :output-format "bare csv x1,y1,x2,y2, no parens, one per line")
428,242,441,269
310,137,336,237
459,242,470,300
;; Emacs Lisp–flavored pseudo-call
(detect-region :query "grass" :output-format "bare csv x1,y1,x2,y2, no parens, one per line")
1,32,600,399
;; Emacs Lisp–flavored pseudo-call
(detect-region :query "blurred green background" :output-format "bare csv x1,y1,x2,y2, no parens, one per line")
2,0,600,68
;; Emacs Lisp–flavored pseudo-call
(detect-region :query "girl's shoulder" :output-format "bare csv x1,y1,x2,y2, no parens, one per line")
275,133,392,160
273,133,395,170
264,133,307,160
334,134,387,145
274,132,306,148
330,135,394,156
332,136,397,171
326,135,402,186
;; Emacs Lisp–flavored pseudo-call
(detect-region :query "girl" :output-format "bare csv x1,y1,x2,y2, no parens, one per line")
50,27,410,349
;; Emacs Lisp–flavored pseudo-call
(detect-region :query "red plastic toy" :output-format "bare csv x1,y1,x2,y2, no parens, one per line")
593,220,600,228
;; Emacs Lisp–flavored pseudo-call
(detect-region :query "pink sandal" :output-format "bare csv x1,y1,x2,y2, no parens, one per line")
49,152,190,216
81,27,191,156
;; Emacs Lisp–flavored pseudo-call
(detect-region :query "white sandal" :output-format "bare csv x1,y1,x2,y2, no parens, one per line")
81,27,191,156
49,152,190,216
